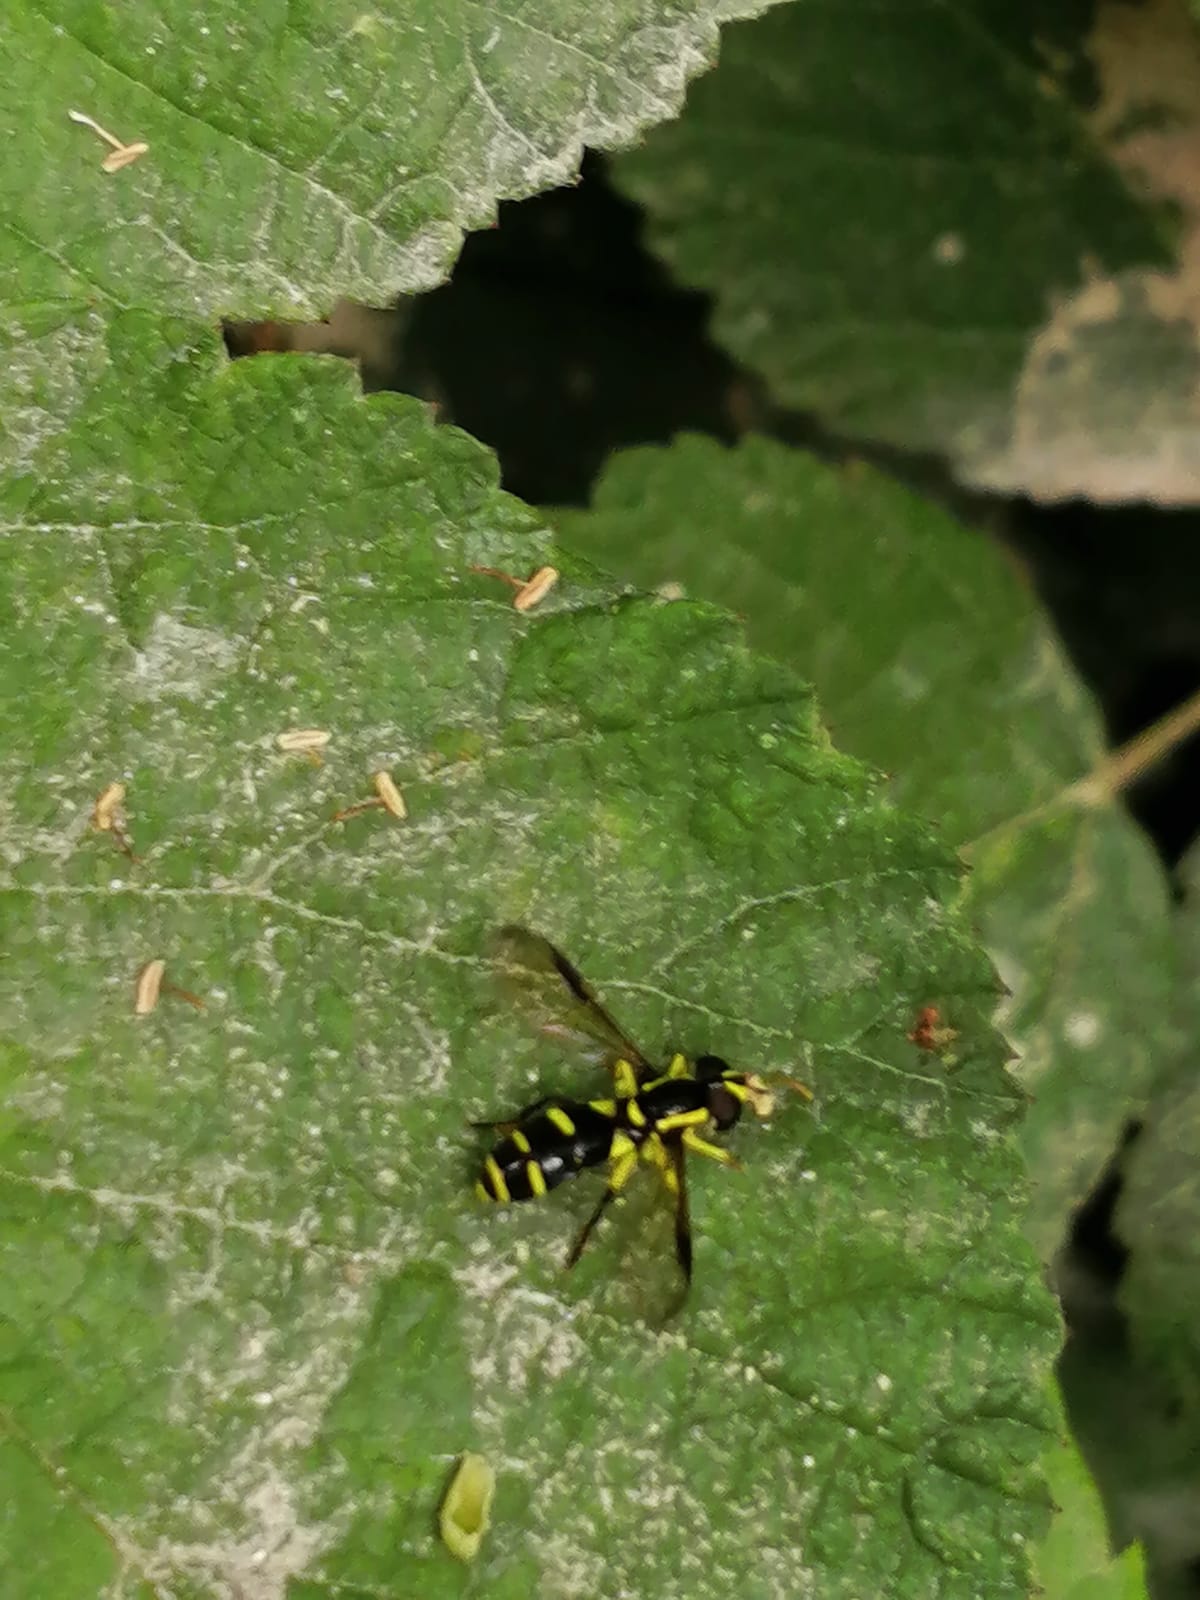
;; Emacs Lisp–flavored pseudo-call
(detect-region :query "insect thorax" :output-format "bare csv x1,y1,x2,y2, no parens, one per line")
618,1072,739,1142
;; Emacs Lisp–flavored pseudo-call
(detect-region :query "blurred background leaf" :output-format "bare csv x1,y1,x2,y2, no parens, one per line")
611,0,1200,502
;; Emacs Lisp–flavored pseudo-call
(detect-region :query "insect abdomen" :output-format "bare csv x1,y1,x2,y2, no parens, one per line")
478,1102,615,1204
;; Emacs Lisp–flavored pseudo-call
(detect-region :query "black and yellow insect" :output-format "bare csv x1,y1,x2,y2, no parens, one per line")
475,926,798,1299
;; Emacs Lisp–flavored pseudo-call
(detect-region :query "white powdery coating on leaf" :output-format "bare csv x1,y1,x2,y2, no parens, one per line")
8,3,791,316
123,1466,329,1600
460,1276,586,1398
537,1530,610,1600
1,316,107,473
128,614,240,701
123,1282,385,1594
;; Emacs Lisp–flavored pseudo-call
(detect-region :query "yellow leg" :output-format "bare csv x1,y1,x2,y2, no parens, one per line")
609,1147,639,1192
654,1107,709,1135
681,1128,742,1169
612,1058,639,1098
656,1147,681,1196
565,1146,638,1268
644,1137,694,1289
640,1133,671,1173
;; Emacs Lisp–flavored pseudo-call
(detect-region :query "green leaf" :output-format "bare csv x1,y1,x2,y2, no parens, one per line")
1057,1304,1199,1598
1120,1068,1200,1408
611,2,1187,498
2,0,785,322
1034,1390,1148,1600
554,433,1175,1257
0,318,1056,1595
1118,844,1200,1426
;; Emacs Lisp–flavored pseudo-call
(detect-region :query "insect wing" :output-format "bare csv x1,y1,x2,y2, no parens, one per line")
489,926,653,1077
559,1152,687,1328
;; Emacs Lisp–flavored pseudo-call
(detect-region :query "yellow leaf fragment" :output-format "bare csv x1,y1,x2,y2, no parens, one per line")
439,1452,495,1562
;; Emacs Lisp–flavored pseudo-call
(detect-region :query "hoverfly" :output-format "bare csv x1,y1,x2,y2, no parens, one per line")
474,926,806,1312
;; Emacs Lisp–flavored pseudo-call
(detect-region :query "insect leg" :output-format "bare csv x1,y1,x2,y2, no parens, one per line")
641,1135,693,1300
611,1058,639,1098
564,1145,639,1269
681,1127,743,1170
668,1140,693,1283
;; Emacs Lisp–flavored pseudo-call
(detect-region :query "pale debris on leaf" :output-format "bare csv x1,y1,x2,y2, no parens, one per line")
332,769,407,823
276,728,331,771
276,728,331,754
93,781,126,832
134,959,206,1016
92,780,139,860
513,565,559,612
470,562,560,611
135,958,166,1016
67,109,149,172
372,769,407,818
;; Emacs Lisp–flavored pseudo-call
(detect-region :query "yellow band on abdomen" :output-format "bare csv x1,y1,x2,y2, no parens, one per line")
483,1156,511,1203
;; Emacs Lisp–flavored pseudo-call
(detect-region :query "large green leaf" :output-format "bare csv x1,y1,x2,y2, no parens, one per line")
554,433,1175,1258
0,319,1056,1595
2,0,783,323
611,1,1194,500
